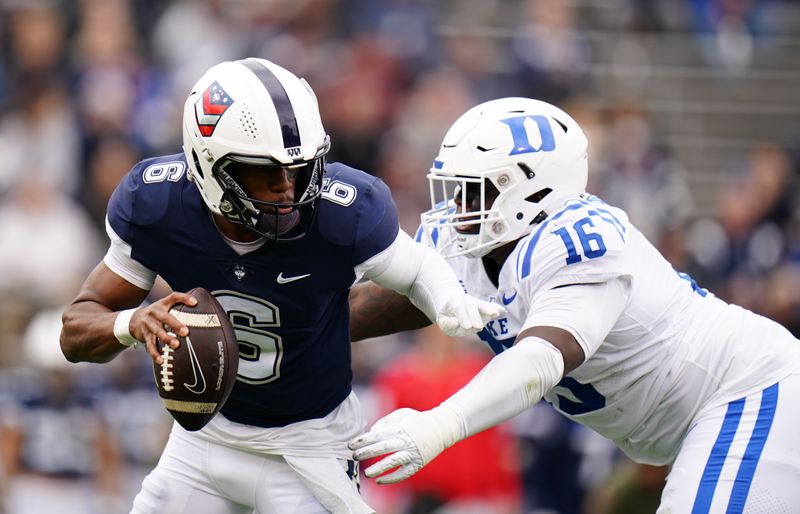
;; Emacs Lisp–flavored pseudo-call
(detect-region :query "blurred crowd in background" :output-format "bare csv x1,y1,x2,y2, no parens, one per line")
0,0,798,513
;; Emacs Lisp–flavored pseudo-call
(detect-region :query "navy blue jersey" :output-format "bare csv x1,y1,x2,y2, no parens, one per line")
107,154,399,427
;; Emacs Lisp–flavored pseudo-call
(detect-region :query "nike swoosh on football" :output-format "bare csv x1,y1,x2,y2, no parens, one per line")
183,336,207,395
277,272,311,284
501,291,517,305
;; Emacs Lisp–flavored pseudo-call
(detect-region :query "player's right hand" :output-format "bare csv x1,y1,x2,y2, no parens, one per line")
349,404,464,484
129,292,198,364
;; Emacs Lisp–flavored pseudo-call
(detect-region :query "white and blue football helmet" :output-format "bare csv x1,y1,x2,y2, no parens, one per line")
182,58,330,241
421,97,589,258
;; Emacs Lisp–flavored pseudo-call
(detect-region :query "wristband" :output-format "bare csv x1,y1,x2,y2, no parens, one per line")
113,308,141,348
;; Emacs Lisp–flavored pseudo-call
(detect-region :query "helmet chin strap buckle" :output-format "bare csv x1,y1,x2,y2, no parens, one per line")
220,201,233,213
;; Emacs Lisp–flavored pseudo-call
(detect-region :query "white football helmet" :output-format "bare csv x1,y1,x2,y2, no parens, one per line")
421,97,588,258
182,58,330,241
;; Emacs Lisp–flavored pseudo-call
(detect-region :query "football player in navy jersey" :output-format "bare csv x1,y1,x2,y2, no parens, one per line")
59,58,503,514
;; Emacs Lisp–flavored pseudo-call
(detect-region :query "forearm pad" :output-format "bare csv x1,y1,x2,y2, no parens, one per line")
442,336,565,438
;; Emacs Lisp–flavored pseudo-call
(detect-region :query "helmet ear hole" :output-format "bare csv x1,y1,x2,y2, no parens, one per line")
525,187,552,204
517,162,535,179
531,211,548,225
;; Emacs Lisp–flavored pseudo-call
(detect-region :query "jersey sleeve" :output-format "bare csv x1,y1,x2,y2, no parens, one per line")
106,157,174,245
316,163,401,266
352,174,399,265
106,166,138,244
105,156,179,282
522,279,630,361
103,218,157,290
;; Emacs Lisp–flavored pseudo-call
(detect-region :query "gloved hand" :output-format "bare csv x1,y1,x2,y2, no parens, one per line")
348,406,464,484
435,294,505,337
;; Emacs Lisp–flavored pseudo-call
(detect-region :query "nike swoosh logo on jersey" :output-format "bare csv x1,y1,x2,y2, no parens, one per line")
501,291,517,305
183,336,207,395
277,272,311,284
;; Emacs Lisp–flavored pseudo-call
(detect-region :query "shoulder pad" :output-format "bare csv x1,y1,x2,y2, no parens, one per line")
107,154,188,239
317,162,399,264
515,197,631,291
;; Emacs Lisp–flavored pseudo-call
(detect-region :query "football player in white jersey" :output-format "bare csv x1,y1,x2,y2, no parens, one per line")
348,97,800,513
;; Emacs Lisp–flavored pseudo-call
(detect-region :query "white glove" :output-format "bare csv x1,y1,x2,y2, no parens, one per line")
348,405,464,484
436,294,506,337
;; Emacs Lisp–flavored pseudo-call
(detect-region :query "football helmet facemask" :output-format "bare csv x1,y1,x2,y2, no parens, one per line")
422,97,588,258
182,58,330,241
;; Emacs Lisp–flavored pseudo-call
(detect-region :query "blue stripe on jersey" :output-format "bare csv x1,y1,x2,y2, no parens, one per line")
517,203,586,280
586,208,626,241
414,225,439,247
593,208,626,236
417,202,454,247
567,198,627,238
726,383,779,513
692,398,746,514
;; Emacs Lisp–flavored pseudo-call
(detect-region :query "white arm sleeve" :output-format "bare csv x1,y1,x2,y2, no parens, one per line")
354,229,464,321
103,217,157,291
522,278,630,361
431,280,629,443
438,337,565,440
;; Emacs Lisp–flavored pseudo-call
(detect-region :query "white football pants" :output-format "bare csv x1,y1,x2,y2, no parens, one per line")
659,373,800,513
130,423,372,514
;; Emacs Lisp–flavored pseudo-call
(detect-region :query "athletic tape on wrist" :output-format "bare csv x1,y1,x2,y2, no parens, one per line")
113,308,141,348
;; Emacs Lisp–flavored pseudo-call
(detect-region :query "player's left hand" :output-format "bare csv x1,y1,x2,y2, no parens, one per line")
349,406,462,484
436,294,505,337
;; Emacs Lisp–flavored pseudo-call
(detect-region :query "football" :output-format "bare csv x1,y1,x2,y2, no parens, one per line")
153,287,239,431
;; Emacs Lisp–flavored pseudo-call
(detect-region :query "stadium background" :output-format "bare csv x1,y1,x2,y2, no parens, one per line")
0,0,798,513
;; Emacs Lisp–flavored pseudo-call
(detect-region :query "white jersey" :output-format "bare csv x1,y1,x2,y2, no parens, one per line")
417,194,800,465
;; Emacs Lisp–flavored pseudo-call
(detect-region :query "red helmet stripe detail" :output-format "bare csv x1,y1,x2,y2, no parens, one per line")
195,81,234,137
